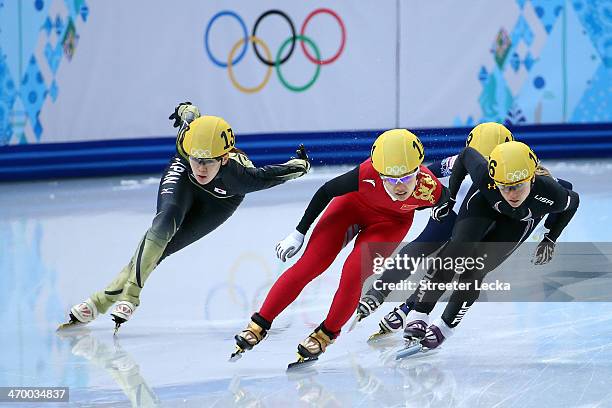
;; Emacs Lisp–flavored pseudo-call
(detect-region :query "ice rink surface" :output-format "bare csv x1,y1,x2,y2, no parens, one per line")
2,159,612,407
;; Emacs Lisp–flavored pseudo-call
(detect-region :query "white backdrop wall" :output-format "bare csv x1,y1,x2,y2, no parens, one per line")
0,0,609,145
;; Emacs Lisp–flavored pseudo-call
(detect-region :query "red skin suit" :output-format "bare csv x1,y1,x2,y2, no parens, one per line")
259,160,443,334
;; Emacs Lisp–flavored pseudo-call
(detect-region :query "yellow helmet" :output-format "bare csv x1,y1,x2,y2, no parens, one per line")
181,115,234,159
371,129,424,176
466,122,514,158
488,141,539,185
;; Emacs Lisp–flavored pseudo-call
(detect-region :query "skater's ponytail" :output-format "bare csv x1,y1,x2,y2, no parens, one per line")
535,165,552,177
230,147,248,157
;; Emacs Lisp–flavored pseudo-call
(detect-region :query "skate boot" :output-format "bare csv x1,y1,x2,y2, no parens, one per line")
58,298,98,330
288,323,336,370
348,291,383,332
368,302,411,342
421,318,454,350
230,313,271,362
348,291,382,332
402,310,430,344
356,290,384,322
110,301,137,334
394,311,432,360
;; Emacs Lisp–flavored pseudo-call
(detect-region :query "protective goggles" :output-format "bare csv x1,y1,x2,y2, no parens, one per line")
189,156,221,166
495,180,530,193
379,169,419,185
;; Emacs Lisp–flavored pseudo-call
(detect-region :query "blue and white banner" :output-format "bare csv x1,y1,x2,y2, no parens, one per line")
0,0,610,146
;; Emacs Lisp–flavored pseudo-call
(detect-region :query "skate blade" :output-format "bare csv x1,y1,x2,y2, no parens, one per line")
287,355,318,371
395,344,423,360
112,315,126,336
229,346,245,362
367,330,393,344
56,320,86,332
286,363,319,380
346,313,360,333
396,345,438,361
395,338,430,360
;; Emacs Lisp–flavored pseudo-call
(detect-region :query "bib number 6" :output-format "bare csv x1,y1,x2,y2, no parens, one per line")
488,159,497,178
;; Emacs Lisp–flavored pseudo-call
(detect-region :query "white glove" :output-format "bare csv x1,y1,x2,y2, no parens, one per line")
281,158,310,177
169,102,200,128
178,104,200,124
278,145,311,180
275,230,305,262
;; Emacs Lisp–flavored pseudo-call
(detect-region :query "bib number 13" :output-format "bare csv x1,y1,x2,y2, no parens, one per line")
220,128,235,150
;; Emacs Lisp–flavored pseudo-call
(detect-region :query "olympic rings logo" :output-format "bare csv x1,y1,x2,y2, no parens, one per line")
190,148,212,158
385,165,408,176
507,169,529,182
204,9,346,93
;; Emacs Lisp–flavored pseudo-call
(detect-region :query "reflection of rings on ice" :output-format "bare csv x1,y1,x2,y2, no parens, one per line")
228,252,273,305
251,279,275,311
203,283,248,320
297,272,342,328
296,224,359,327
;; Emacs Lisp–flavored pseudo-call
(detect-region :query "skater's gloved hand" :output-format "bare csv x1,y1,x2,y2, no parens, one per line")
275,230,305,262
179,104,200,124
282,144,311,175
431,196,456,222
169,101,200,128
295,144,310,168
357,294,382,321
533,233,555,265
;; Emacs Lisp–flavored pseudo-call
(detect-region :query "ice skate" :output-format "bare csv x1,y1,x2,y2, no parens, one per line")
348,290,385,333
421,319,453,350
230,313,269,362
402,310,429,342
57,298,98,331
288,324,336,371
356,293,382,321
368,302,411,343
110,301,137,335
393,311,429,359
57,315,85,331
396,318,452,360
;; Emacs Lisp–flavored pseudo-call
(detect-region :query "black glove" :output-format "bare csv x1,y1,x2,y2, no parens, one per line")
431,196,456,222
294,144,311,172
168,101,193,128
533,234,555,265
295,144,309,160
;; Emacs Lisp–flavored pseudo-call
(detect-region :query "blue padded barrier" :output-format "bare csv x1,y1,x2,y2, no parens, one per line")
0,123,611,181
